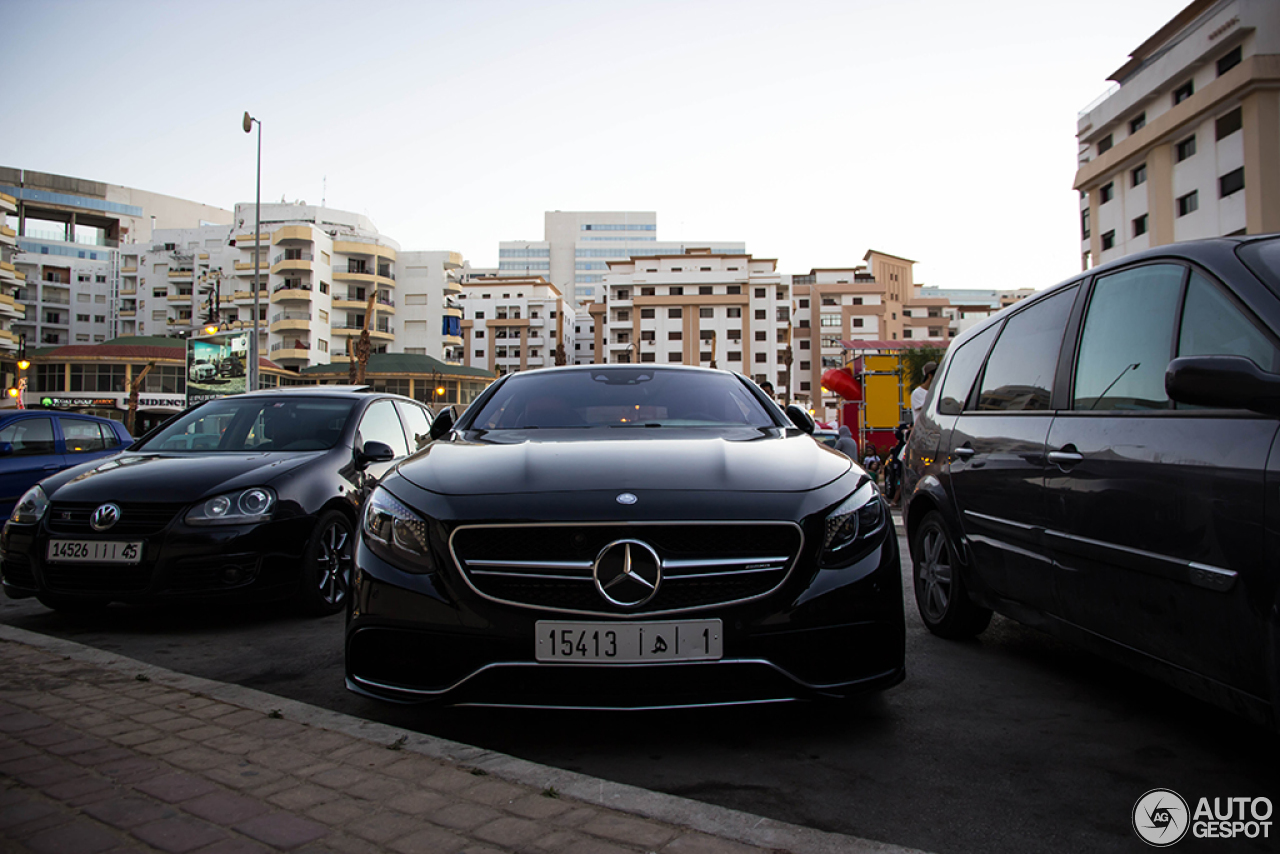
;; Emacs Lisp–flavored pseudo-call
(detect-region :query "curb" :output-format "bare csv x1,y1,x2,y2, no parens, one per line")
0,623,929,854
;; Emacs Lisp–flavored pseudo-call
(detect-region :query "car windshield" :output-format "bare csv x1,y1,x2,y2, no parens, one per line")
464,368,779,429
139,397,357,452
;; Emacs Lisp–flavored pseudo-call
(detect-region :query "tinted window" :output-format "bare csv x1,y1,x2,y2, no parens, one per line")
395,400,434,451
466,368,778,429
0,418,56,456
357,400,410,457
1239,237,1280,297
938,325,998,415
60,418,108,453
1179,270,1279,372
1074,265,1183,411
977,288,1075,412
142,397,356,452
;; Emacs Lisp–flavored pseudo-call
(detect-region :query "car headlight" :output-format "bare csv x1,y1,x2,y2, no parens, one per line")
820,479,887,567
362,487,435,574
10,485,49,525
185,488,275,526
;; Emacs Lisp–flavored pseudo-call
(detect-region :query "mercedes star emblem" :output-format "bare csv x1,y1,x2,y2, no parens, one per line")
593,539,662,608
616,493,638,505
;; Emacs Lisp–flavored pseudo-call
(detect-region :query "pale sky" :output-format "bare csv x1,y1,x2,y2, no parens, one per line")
7,0,1190,293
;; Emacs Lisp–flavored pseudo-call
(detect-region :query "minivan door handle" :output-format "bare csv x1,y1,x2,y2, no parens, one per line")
1047,447,1084,466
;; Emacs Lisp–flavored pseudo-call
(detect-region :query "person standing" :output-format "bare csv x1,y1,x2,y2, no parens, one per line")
833,425,859,458
911,361,937,422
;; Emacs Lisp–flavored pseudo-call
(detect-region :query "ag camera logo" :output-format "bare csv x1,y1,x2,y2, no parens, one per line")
1133,789,1189,847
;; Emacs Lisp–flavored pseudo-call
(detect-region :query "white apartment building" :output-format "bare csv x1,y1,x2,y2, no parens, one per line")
1075,0,1280,267
0,192,26,370
459,276,575,376
120,204,476,372
594,248,789,387
1,166,232,348
499,211,745,305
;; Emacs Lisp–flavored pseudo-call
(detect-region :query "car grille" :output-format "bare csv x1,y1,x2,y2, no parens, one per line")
43,563,151,593
46,502,180,537
449,522,804,617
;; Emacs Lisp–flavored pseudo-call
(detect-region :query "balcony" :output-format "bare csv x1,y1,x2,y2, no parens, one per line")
271,225,313,244
331,325,394,342
270,310,312,333
269,341,310,361
232,289,269,303
119,310,136,318
168,269,194,280
0,225,15,246
270,285,313,303
271,252,314,275
167,292,194,302
121,265,138,274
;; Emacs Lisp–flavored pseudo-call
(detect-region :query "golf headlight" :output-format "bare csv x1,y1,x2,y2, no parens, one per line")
10,485,49,525
820,480,886,567
362,487,435,573
185,487,275,526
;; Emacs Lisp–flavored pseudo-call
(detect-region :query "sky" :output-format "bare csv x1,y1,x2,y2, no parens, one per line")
7,0,1191,293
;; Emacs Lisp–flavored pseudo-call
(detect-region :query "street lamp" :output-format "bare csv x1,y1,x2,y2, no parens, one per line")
242,111,262,391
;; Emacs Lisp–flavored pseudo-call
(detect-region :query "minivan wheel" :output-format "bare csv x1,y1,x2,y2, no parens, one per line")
911,511,992,638
297,510,354,617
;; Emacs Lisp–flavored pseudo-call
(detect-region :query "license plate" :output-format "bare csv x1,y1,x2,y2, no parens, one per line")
536,619,723,663
46,540,143,564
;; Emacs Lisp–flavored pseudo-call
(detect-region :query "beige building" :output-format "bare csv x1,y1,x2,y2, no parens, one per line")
458,275,575,376
0,192,26,366
1074,0,1280,267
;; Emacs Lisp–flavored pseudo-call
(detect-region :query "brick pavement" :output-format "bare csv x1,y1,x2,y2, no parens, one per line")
0,625,925,854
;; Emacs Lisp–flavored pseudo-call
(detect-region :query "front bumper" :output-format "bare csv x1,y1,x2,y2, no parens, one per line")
346,526,906,709
0,516,314,605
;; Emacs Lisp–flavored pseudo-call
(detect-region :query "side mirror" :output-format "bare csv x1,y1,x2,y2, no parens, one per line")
356,440,396,470
0,442,11,457
429,406,456,440
784,404,816,434
1166,355,1280,415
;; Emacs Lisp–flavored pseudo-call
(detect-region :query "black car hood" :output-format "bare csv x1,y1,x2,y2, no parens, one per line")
397,428,853,496
40,452,322,503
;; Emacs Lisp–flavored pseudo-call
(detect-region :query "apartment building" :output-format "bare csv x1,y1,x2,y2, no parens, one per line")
1075,0,1280,267
593,247,789,387
0,167,232,349
396,251,465,363
458,276,575,376
499,211,745,304
0,192,26,374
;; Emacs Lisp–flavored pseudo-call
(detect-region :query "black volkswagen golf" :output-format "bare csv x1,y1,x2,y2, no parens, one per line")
904,233,1280,727
1,387,433,616
346,365,905,709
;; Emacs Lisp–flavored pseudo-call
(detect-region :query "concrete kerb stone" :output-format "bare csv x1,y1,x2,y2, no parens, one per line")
0,623,930,854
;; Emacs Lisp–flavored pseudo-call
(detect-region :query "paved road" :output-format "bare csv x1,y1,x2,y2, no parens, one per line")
3,524,1278,854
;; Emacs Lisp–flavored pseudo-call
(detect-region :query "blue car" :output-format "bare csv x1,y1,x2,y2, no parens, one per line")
0,411,132,518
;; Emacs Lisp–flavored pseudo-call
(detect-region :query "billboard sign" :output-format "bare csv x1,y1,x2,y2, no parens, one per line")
187,330,250,406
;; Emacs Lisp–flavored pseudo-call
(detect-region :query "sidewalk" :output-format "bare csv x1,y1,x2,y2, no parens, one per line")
0,624,925,854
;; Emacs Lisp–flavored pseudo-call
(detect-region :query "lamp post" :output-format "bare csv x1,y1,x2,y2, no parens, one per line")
242,111,262,391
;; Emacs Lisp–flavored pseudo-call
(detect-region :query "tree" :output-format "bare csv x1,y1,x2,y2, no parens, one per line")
126,361,156,435
899,343,946,390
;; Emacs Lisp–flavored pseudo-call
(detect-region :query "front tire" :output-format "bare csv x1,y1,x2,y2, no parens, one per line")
297,510,354,617
911,511,992,638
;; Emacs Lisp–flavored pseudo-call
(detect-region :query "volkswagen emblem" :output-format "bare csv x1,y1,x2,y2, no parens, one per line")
593,540,662,608
616,493,638,505
90,503,121,532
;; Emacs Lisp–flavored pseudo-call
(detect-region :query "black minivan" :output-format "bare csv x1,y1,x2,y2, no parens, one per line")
903,234,1280,727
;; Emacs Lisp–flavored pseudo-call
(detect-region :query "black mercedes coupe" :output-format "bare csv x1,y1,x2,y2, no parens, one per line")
345,365,905,709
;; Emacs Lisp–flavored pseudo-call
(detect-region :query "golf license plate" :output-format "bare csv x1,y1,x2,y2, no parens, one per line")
536,619,722,663
46,540,143,564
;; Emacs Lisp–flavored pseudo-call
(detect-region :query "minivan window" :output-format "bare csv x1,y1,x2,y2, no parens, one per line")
1178,270,1279,373
937,325,998,415
976,287,1076,412
1074,264,1183,411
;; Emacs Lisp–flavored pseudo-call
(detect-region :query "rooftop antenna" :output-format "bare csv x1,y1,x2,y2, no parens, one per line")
322,175,326,208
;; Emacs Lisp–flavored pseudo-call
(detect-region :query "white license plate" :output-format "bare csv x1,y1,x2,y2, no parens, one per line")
536,619,723,663
46,540,143,564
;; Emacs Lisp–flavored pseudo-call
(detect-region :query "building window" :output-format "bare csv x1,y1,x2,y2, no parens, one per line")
1097,134,1113,155
1215,107,1242,141
668,308,682,319
1176,135,1196,162
668,352,681,363
754,288,766,298
755,331,767,341
754,310,766,320
1101,230,1116,251
1173,80,1194,105
699,308,713,318
1131,164,1146,187
669,286,683,296
641,308,655,319
1220,167,1245,198
1100,182,1114,204
853,318,864,328
668,331,682,341
798,299,809,309
1217,45,1242,76
1177,190,1199,217
616,289,629,300
726,307,741,318
755,353,767,363
1129,113,1146,134
699,286,712,295
1081,208,1091,240
1133,214,1148,237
